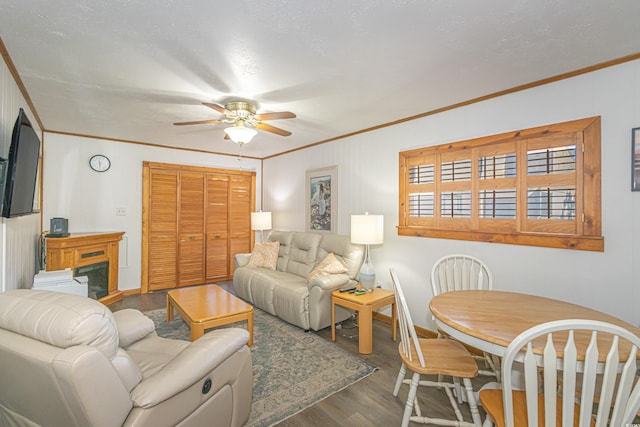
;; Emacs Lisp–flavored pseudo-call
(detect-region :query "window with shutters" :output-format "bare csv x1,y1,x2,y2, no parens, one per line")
398,117,603,251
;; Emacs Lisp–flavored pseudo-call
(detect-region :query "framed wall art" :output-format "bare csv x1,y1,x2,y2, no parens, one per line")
633,127,640,191
305,166,337,232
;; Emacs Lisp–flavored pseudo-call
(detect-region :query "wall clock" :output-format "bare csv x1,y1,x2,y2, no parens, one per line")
89,154,111,172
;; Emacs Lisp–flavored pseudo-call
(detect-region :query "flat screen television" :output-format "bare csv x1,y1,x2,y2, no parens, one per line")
1,108,41,218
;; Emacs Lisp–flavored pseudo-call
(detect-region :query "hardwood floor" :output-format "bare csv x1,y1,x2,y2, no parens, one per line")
110,282,489,426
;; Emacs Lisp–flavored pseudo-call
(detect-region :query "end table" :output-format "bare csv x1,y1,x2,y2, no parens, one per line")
331,287,396,354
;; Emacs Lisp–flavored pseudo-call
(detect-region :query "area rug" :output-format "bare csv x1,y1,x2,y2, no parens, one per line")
144,308,377,427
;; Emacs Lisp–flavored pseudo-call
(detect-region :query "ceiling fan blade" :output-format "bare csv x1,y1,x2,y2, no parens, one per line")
173,119,222,126
254,111,296,121
256,122,292,137
202,102,228,114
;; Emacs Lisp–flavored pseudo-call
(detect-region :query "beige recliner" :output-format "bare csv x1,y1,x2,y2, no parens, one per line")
0,289,252,427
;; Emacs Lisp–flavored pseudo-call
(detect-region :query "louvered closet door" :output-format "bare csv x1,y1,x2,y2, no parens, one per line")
148,169,178,290
229,175,252,274
178,171,205,287
143,162,255,293
206,174,229,280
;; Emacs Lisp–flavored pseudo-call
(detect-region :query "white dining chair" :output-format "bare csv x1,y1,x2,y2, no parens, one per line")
431,254,500,381
479,319,640,427
390,268,483,427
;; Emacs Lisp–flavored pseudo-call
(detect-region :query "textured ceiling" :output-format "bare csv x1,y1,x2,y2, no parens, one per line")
1,0,639,159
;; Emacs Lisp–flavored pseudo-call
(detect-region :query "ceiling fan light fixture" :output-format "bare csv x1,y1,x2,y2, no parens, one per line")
224,124,258,144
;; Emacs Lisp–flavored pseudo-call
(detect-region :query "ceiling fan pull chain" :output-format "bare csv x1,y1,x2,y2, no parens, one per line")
237,142,244,169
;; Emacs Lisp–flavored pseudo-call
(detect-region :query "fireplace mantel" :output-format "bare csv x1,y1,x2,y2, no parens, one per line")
45,232,125,305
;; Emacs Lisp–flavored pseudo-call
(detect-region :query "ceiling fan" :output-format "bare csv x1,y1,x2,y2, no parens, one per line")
173,101,296,144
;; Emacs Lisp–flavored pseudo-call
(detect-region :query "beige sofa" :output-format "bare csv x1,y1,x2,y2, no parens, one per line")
233,230,364,331
0,289,252,427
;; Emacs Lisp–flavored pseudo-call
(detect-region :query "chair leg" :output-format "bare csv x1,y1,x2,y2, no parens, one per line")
482,415,495,427
401,372,420,427
475,355,498,379
490,354,501,382
453,376,465,404
442,381,465,422
393,363,406,397
463,377,483,427
476,352,501,381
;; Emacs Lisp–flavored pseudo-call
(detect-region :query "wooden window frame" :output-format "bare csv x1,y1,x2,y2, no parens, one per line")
398,117,603,251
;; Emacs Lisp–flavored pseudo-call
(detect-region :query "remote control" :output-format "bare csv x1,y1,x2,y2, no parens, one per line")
339,287,356,292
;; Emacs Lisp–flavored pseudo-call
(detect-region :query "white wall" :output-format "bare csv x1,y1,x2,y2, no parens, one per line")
42,133,261,291
0,54,42,292
263,59,640,329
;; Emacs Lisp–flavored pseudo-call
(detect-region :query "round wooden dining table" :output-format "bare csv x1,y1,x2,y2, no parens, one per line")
429,290,640,359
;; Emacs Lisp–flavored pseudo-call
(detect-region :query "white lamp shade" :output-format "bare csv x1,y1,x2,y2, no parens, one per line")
251,211,272,231
350,214,384,244
224,125,258,144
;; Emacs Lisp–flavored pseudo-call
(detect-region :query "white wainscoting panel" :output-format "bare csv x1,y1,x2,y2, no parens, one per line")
0,45,42,291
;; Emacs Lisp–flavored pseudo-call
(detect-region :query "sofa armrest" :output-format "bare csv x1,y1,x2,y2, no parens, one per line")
308,273,352,291
53,346,133,427
113,309,156,348
234,253,251,268
130,328,250,408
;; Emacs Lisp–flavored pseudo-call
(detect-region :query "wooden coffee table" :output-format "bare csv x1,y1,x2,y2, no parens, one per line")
167,284,254,345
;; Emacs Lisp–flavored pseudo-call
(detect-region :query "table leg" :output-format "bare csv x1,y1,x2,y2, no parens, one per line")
191,323,204,341
167,297,174,322
247,310,254,347
358,306,373,354
331,298,336,342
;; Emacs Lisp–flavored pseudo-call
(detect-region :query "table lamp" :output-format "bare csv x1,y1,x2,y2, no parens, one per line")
251,211,272,242
350,213,384,291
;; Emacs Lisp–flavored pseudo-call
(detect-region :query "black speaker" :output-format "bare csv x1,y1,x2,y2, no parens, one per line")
49,217,70,238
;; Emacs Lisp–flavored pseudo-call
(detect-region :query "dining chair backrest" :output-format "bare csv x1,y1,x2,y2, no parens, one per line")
431,254,493,296
500,319,640,427
390,268,426,368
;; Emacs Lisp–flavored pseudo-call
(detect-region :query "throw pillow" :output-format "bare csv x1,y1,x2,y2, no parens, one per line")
247,241,280,270
306,252,348,283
